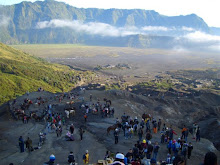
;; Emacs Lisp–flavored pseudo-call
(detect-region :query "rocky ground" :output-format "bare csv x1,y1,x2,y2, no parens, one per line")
0,89,219,165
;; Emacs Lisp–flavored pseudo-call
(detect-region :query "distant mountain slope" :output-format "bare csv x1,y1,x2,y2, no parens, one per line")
0,0,210,45
0,42,91,105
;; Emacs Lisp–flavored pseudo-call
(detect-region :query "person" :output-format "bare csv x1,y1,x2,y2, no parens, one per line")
90,94,92,101
158,119,162,131
196,127,200,142
79,126,85,140
203,152,218,165
70,124,74,134
44,154,56,165
146,141,153,159
104,151,110,160
25,137,33,152
18,136,24,153
181,125,187,139
84,113,87,122
125,149,133,163
153,142,160,161
132,144,139,160
110,153,125,165
114,128,119,144
68,151,75,165
83,150,89,164
187,142,193,159
138,127,143,141
173,155,186,165
146,130,152,142
150,158,157,165
192,123,198,139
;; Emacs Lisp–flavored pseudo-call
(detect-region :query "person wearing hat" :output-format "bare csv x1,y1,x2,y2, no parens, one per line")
114,128,119,144
44,154,55,165
110,153,125,165
83,150,89,164
141,139,147,149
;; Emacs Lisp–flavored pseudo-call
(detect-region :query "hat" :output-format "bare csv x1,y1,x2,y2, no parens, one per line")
151,158,156,163
143,139,146,143
115,153,125,160
86,150,89,153
50,154,55,161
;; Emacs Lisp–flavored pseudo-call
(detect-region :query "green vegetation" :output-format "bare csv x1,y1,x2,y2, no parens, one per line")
138,80,174,90
0,43,92,105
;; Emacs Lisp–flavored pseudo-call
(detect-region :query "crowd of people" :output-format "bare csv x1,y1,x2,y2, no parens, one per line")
12,89,218,165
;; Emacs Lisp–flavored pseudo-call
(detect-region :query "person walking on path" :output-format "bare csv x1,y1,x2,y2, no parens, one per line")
68,151,75,165
196,127,201,142
114,128,119,144
83,150,89,164
138,127,143,141
187,142,193,159
18,136,24,153
153,141,160,161
25,137,33,152
79,126,85,140
84,113,87,122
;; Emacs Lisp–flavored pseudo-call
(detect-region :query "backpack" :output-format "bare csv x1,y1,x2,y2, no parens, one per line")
83,154,86,160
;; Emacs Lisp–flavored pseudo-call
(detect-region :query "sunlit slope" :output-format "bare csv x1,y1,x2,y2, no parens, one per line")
0,42,90,105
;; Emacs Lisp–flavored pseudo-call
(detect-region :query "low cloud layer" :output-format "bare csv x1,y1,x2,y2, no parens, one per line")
0,15,10,27
36,19,196,37
36,19,220,52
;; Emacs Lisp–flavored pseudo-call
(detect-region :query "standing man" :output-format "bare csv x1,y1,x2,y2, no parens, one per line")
114,128,119,144
18,136,24,153
158,119,162,131
79,126,85,141
188,142,193,159
90,94,92,101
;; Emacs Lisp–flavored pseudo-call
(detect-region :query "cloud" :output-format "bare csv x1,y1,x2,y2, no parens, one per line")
181,26,195,32
35,19,220,52
142,26,170,31
175,31,220,52
36,19,134,37
0,15,10,27
36,19,185,37
183,31,220,43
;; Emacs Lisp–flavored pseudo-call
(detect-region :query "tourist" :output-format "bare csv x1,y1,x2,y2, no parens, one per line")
187,142,193,159
158,119,162,131
153,141,160,161
146,130,152,142
83,150,89,164
79,126,85,141
44,154,56,165
203,151,218,165
114,128,119,144
138,127,143,141
70,124,74,134
146,141,153,159
68,151,75,165
110,153,125,165
196,126,201,142
25,137,33,152
18,136,24,153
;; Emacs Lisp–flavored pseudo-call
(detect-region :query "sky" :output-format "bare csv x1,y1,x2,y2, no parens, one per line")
0,0,220,27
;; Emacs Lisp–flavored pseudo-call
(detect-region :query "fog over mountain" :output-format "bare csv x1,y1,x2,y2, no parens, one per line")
0,0,220,51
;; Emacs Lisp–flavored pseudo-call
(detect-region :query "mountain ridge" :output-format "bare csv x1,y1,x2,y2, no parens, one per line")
0,0,215,46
